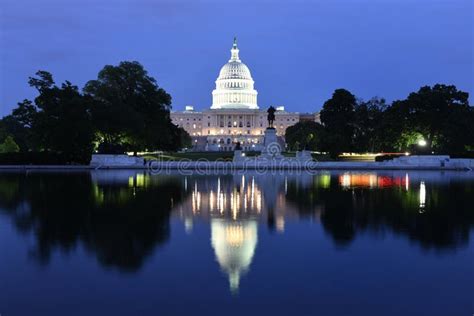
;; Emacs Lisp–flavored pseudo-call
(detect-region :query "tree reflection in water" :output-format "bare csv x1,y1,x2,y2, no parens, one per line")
0,170,473,280
285,172,474,249
0,171,187,271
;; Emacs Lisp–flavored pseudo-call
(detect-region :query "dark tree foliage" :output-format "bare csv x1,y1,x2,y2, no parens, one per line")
2,71,94,163
399,84,471,153
285,121,324,151
353,98,386,152
313,84,473,155
84,61,187,153
26,72,95,163
320,89,357,156
0,108,35,152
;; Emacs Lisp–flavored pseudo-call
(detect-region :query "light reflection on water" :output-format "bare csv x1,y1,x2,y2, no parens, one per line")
0,170,473,315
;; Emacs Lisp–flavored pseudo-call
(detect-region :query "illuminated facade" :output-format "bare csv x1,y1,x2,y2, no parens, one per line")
170,38,320,151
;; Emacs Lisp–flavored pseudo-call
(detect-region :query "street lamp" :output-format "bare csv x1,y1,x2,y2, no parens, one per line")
418,139,427,147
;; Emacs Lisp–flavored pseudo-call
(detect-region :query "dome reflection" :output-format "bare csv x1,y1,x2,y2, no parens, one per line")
211,219,258,293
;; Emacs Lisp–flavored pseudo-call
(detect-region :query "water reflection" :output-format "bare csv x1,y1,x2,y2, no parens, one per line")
168,171,474,291
211,219,258,293
0,170,473,294
0,171,186,271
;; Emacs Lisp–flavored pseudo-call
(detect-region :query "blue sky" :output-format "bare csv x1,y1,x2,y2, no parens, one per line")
1,0,472,117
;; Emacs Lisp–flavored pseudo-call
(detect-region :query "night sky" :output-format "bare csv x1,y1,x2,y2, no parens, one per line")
1,0,472,117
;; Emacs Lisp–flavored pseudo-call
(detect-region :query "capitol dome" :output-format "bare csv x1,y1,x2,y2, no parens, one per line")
218,61,252,80
211,38,259,110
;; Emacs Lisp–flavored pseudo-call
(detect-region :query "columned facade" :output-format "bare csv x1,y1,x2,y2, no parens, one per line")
171,38,319,151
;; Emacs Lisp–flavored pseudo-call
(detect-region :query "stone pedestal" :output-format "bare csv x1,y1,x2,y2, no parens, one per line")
260,128,283,159
233,150,245,162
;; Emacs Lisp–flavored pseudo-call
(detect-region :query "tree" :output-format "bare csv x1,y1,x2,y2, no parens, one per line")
0,110,35,152
0,135,20,153
84,61,183,153
176,127,192,149
285,121,324,151
353,97,386,152
320,89,357,156
402,84,470,152
5,71,95,162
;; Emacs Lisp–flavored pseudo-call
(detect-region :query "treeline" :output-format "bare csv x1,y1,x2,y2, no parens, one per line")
0,61,191,163
286,85,474,157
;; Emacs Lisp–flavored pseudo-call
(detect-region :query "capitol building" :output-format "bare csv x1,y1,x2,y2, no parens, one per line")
171,38,320,151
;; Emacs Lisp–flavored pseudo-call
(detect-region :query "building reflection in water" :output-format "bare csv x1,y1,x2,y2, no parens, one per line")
1,170,473,295
169,172,456,293
211,219,257,293
95,170,465,288
173,173,319,293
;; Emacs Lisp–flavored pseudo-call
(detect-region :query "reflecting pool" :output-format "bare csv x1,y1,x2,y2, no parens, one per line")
0,170,473,315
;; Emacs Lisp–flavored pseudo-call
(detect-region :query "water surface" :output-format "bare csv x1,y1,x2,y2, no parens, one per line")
0,170,473,315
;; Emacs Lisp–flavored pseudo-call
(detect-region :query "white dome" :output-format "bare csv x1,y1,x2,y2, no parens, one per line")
218,61,252,80
211,38,259,110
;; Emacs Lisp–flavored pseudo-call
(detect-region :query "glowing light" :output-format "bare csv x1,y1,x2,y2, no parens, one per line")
405,152,410,156
184,217,193,234
210,190,215,212
419,181,426,212
318,174,331,189
418,139,427,146
225,225,245,246
276,216,285,232
341,174,351,187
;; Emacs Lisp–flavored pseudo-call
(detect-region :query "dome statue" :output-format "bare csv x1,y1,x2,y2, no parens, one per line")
211,38,259,110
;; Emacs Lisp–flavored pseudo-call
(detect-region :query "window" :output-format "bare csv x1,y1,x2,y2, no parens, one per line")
247,122,251,127
228,121,231,127
239,122,243,127
247,130,250,134
207,122,210,127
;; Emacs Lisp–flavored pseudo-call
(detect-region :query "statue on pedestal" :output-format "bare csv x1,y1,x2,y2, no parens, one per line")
267,106,276,129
